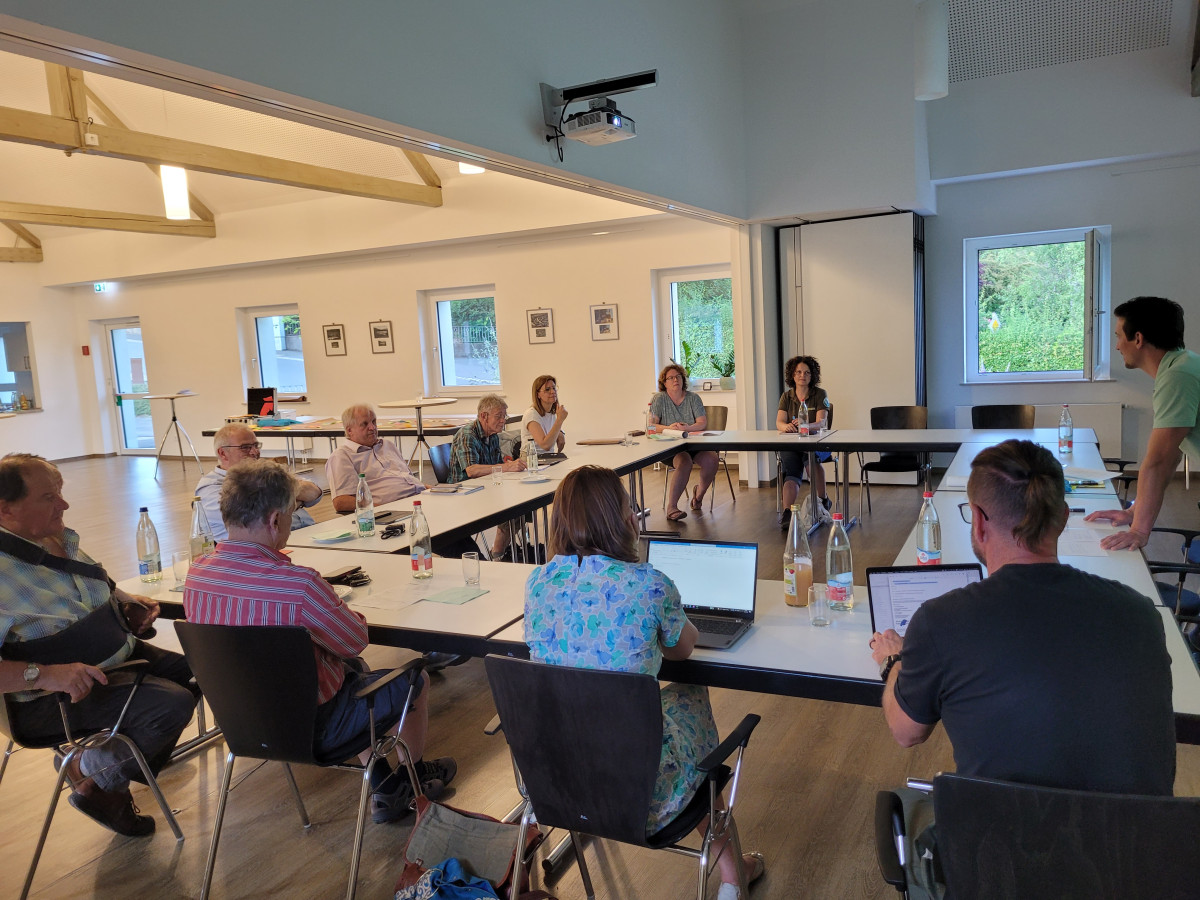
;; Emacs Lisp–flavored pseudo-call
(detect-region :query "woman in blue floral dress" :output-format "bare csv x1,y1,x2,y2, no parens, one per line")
524,465,764,898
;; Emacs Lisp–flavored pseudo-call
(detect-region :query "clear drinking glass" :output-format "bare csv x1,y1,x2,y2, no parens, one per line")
491,465,503,485
172,551,191,585
462,551,481,586
808,584,831,626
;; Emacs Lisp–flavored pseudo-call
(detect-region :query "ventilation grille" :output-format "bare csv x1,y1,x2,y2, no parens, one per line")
948,0,1172,83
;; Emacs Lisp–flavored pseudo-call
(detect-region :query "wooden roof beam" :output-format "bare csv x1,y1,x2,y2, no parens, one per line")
0,105,442,207
0,201,215,237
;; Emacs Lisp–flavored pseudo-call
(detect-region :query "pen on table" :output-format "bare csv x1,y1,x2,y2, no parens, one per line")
1069,507,1086,513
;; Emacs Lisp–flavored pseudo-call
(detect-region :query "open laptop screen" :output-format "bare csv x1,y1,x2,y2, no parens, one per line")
867,564,983,637
645,539,758,615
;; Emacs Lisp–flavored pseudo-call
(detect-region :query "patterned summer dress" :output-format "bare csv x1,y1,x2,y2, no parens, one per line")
525,554,719,833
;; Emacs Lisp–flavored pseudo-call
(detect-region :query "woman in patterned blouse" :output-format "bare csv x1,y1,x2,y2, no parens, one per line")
524,465,764,898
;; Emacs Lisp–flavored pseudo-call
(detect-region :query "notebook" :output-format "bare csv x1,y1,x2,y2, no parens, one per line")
645,538,759,649
866,563,983,637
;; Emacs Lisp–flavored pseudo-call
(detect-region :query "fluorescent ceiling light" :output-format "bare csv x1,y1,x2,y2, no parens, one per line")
458,162,485,175
160,165,191,219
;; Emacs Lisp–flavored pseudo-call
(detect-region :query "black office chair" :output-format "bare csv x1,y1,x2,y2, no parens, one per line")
427,442,453,484
484,654,761,900
857,406,929,519
1103,456,1139,505
970,404,1035,429
2,659,184,900
875,773,1200,899
175,622,424,900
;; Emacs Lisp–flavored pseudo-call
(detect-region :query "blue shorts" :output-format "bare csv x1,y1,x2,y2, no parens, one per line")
313,664,424,755
780,450,833,481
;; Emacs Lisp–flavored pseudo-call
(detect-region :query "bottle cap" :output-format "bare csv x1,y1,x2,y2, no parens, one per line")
923,491,933,498
832,512,843,520
414,500,422,507
139,506,148,512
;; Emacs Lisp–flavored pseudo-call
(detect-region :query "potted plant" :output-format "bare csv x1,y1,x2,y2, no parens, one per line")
710,347,736,390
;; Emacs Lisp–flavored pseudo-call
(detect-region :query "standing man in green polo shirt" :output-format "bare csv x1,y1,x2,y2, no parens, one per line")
1087,296,1200,549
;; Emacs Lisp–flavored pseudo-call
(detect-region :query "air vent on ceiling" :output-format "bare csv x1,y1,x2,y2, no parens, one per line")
948,0,1172,83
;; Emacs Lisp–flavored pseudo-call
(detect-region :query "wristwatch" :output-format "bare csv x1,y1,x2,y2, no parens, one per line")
879,654,902,683
22,663,40,686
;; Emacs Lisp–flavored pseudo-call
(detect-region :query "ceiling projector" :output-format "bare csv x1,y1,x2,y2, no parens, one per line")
563,98,636,145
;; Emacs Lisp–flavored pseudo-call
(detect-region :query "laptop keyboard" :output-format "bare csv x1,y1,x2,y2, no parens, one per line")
690,615,744,635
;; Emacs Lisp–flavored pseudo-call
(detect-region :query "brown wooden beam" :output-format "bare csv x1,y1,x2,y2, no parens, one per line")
0,201,215,237
0,247,43,262
402,149,442,188
1,221,41,249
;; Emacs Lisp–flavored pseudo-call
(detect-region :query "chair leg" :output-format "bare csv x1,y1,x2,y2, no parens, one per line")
345,763,376,900
19,747,75,900
200,751,237,900
714,454,735,512
570,831,596,900
113,733,184,841
280,762,310,827
0,737,14,788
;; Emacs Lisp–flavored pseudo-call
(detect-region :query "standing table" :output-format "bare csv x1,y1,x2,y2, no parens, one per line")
119,391,204,479
378,397,459,480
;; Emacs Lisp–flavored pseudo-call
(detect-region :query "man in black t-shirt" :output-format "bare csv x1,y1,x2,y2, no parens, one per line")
869,440,1175,898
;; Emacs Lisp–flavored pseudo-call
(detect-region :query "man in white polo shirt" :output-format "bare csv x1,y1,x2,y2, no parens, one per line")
326,404,425,513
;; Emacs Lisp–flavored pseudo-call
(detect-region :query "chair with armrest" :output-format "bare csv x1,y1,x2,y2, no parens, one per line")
484,654,761,900
1103,456,1139,504
2,659,184,900
857,406,930,520
174,622,423,900
875,773,1200,899
970,404,1035,429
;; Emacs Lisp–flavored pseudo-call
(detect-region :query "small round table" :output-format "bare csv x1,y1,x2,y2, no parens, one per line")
117,391,204,479
377,397,458,480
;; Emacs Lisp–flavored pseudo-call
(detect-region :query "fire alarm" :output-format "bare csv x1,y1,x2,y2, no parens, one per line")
82,346,90,356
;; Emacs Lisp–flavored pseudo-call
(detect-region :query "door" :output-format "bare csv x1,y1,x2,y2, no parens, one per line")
105,322,154,454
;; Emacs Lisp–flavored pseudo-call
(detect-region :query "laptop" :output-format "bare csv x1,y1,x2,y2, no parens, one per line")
866,563,983,637
645,538,758,649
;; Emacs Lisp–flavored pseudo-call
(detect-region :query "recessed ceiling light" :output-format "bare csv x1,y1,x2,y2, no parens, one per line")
458,162,485,175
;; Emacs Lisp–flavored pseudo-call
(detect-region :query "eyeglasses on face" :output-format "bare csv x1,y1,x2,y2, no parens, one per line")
664,374,683,382
957,502,989,524
221,442,263,453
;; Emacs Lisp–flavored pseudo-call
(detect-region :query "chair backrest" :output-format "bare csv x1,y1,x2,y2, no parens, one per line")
869,405,927,430
703,405,728,430
175,622,321,765
971,404,1035,429
428,443,452,484
933,773,1200,898
484,655,662,845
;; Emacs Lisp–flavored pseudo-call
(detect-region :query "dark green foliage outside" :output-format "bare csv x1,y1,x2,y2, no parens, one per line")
977,241,1085,374
674,278,734,379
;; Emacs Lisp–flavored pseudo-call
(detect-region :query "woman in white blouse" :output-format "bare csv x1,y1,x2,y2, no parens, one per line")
521,374,568,454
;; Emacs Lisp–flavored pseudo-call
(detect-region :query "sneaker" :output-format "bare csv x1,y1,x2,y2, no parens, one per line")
69,787,155,837
820,495,833,511
423,651,469,672
417,756,458,791
778,508,792,530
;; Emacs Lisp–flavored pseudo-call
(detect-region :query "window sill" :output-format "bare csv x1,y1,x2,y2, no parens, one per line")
959,378,1117,386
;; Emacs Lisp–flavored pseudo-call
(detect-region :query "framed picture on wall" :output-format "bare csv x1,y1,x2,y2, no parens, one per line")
590,303,619,341
369,320,394,354
526,308,554,344
323,323,347,356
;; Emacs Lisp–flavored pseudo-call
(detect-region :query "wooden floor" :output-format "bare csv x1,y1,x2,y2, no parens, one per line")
4,452,1200,900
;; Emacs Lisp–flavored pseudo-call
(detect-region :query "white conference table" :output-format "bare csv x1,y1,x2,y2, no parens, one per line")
939,438,1113,494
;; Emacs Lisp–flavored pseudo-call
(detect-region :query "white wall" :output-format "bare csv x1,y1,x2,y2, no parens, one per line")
924,154,1200,458
24,215,733,462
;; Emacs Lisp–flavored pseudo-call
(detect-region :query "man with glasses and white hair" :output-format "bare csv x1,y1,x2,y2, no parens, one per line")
449,394,526,560
326,404,426,514
185,460,456,822
196,423,322,541
868,439,1175,899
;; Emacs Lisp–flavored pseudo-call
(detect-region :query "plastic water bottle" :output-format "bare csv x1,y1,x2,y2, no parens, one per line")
916,492,942,565
410,500,433,579
355,474,375,537
1058,405,1073,454
526,436,539,473
189,496,216,560
798,399,810,436
825,513,854,610
135,507,162,582
783,502,813,606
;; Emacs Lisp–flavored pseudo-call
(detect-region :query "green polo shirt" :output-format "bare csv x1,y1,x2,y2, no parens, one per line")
1152,348,1200,460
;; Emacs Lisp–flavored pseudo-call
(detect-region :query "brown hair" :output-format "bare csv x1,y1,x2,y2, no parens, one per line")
657,363,688,392
547,465,638,564
531,374,559,416
967,439,1067,550
784,355,822,393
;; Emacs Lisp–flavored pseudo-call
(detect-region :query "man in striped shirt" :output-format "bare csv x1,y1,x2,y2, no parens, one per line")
184,459,456,823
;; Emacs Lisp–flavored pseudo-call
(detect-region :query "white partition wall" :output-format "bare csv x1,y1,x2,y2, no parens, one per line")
780,213,921,481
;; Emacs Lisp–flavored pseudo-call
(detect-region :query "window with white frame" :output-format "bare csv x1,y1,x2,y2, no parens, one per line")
963,226,1110,383
238,304,308,397
654,266,735,385
421,287,501,395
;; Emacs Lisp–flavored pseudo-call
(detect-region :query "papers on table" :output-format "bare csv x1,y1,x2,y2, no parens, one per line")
1059,514,1117,557
347,583,487,611
424,587,487,605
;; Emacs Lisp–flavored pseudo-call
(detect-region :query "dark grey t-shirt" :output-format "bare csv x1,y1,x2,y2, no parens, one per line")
895,563,1175,796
